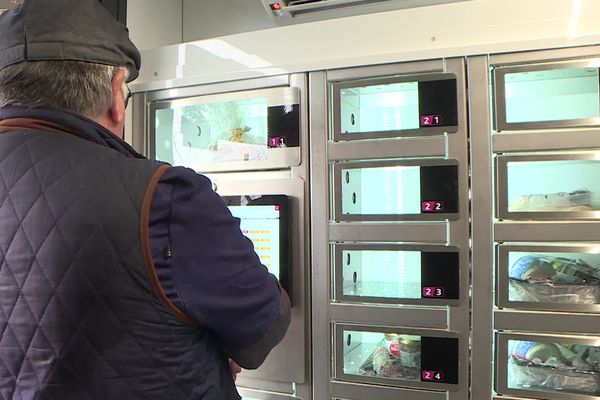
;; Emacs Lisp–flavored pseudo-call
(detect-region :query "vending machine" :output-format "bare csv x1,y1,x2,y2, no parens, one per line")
309,57,470,400
131,74,311,400
469,45,600,400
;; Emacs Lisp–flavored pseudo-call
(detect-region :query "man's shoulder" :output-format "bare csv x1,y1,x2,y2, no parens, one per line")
158,165,213,187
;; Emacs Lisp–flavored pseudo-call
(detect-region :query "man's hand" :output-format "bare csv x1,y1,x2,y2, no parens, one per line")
229,358,242,382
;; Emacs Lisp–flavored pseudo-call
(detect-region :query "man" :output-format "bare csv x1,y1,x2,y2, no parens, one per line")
0,0,291,399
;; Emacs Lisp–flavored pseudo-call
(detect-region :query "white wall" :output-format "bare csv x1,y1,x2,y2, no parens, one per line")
127,0,183,51
182,0,276,42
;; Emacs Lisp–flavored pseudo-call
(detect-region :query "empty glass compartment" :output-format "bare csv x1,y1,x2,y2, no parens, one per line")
335,245,459,303
495,62,600,130
507,339,600,396
498,156,600,219
502,248,600,307
333,75,458,139
337,326,458,386
335,161,458,220
340,82,419,134
150,88,299,170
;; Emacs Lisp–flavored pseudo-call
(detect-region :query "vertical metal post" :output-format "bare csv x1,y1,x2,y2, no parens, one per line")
467,55,494,400
309,70,330,400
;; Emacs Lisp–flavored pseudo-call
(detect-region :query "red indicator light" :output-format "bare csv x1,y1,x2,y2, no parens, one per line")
270,2,282,10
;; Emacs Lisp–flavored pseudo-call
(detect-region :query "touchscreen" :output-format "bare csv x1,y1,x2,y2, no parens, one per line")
228,204,282,279
222,195,289,289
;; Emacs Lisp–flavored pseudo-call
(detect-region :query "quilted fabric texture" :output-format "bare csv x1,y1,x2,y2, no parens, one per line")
0,131,238,399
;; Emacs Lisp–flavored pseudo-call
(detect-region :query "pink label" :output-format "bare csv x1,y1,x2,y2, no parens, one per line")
422,201,444,213
420,114,443,126
422,370,444,381
268,136,285,148
422,287,445,298
388,343,400,357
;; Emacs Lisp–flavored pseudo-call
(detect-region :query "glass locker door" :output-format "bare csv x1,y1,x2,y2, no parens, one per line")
494,59,600,131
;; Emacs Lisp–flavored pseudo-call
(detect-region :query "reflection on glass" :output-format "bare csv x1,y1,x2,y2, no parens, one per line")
504,67,600,124
340,82,419,134
508,339,600,395
155,98,268,167
344,330,421,381
507,251,600,304
341,166,421,215
342,250,421,299
506,160,600,213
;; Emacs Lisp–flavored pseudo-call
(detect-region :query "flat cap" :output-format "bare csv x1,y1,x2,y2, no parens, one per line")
0,0,141,82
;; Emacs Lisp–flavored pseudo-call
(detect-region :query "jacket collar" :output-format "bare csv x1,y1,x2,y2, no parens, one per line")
0,106,145,159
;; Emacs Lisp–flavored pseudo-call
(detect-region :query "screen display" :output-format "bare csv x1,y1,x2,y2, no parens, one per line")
228,204,281,279
222,195,291,294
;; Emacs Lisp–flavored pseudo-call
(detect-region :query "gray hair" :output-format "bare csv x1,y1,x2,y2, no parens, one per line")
0,60,127,119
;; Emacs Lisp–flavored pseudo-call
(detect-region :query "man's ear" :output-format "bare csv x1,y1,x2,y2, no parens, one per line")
108,68,127,126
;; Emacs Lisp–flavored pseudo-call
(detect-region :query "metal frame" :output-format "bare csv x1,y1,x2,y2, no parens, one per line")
328,222,448,244
130,91,148,155
330,381,447,400
328,304,449,329
309,70,330,400
494,222,600,243
493,59,600,132
332,243,460,306
493,129,600,153
495,332,600,400
496,152,600,221
332,159,460,222
331,73,459,141
467,55,496,400
134,73,312,397
237,387,300,400
310,56,470,400
489,46,600,400
333,323,460,392
328,136,447,162
131,74,298,168
496,243,600,313
495,309,600,335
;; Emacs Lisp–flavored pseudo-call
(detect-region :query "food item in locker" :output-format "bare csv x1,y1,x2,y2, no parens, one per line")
508,278,600,304
382,334,421,368
383,333,401,357
509,359,600,394
509,255,557,281
552,257,600,285
560,344,595,371
509,345,600,395
372,347,403,376
509,255,600,284
511,341,565,364
509,188,593,211
359,338,420,381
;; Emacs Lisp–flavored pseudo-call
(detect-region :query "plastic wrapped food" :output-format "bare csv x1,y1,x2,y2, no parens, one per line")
509,355,600,394
509,189,593,211
508,254,600,303
509,278,600,304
